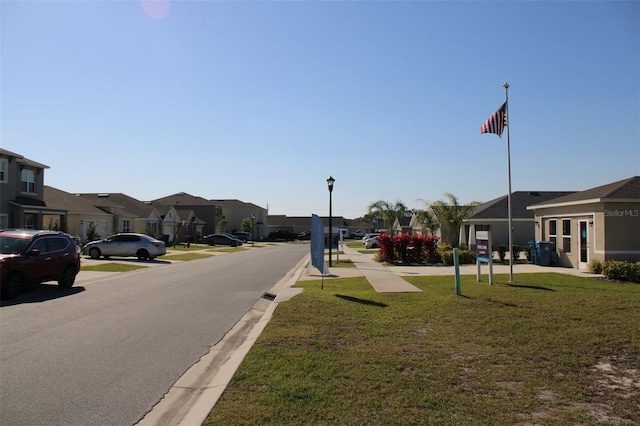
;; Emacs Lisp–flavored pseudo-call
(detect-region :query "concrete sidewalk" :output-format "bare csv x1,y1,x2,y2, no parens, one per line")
300,244,603,292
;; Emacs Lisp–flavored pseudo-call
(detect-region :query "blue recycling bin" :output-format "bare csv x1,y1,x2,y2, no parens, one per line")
535,241,553,266
528,241,537,265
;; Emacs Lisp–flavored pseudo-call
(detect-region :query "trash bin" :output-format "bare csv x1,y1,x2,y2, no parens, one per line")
536,241,553,266
528,241,537,265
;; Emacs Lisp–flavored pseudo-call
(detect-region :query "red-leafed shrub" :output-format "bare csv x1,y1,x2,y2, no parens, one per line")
374,233,440,265
394,233,412,264
377,233,395,263
422,235,439,264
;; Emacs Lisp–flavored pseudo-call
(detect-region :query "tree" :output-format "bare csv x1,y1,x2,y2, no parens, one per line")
413,208,440,236
367,200,408,234
429,193,479,247
241,218,252,232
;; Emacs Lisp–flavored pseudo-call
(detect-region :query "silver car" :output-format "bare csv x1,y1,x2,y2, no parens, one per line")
83,233,166,260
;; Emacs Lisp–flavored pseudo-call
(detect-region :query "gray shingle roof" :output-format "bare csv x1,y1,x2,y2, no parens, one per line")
528,176,640,208
470,191,576,220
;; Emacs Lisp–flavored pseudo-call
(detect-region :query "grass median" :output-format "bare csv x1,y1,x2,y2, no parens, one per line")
205,273,639,425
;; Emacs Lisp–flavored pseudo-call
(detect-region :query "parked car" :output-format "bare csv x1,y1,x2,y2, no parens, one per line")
204,234,243,247
83,233,166,260
298,230,311,240
362,233,380,244
233,231,251,242
0,229,81,300
351,230,365,239
268,230,297,241
365,236,380,249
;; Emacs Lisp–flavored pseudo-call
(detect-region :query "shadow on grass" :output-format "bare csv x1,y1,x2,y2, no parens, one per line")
506,283,556,292
335,294,388,308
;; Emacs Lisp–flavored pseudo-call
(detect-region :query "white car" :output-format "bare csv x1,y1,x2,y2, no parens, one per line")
362,233,380,245
83,233,166,260
364,235,380,249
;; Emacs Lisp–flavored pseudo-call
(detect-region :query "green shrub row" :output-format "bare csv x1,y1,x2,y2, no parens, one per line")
588,259,640,283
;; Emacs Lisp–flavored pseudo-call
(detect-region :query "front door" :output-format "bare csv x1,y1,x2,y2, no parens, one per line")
578,220,588,269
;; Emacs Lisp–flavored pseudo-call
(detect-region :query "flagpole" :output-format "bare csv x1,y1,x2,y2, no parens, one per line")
504,82,513,283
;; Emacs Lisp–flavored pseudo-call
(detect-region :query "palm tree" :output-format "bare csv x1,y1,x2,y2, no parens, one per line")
367,200,408,234
429,193,479,247
413,208,440,236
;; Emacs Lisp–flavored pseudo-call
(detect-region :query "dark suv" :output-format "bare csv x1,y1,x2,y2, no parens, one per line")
0,229,81,300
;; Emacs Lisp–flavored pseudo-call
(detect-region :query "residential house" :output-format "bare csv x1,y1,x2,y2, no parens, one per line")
43,186,114,241
212,199,268,240
0,149,62,230
150,193,268,240
150,193,223,238
409,208,456,244
267,215,351,237
392,214,413,235
527,176,640,269
462,191,575,250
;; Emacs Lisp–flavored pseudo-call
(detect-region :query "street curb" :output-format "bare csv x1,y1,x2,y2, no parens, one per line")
136,253,310,426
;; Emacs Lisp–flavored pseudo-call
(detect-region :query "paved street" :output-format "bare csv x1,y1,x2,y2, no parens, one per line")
0,243,308,426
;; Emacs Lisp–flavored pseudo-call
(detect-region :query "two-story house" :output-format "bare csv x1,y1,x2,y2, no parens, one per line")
0,149,67,230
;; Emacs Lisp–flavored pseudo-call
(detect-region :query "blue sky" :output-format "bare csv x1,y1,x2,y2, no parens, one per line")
2,0,638,218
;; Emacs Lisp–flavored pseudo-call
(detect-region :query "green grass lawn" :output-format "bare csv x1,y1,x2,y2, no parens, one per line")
207,247,249,253
81,263,147,272
163,252,214,261
205,273,640,425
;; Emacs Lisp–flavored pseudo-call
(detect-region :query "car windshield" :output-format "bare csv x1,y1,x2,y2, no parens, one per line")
0,236,31,254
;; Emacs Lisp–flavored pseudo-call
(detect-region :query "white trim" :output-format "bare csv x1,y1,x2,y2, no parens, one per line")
0,158,7,183
594,250,640,255
528,198,640,210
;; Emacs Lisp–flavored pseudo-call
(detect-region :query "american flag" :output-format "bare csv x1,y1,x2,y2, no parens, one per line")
480,102,507,138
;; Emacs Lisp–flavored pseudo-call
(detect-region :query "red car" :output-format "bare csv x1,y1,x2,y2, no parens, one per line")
0,229,81,300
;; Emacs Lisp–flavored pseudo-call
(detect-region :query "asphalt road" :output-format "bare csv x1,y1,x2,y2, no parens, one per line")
0,243,308,426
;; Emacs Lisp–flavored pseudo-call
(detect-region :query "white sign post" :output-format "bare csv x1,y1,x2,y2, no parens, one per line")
476,230,494,285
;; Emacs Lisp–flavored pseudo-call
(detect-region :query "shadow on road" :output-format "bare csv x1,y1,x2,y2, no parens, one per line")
1,283,86,306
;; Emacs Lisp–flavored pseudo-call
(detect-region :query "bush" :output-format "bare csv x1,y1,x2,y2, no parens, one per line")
438,249,476,266
523,244,532,261
587,259,604,274
602,261,640,283
511,245,521,261
377,233,395,263
497,245,507,262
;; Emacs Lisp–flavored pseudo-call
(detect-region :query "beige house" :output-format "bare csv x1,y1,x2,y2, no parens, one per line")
527,176,640,269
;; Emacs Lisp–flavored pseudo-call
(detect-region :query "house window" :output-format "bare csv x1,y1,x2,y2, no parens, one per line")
562,219,571,253
123,219,131,232
21,169,36,194
548,219,557,248
475,224,491,232
0,158,7,183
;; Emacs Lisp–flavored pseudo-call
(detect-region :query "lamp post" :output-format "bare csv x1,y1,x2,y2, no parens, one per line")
327,176,335,267
251,214,255,247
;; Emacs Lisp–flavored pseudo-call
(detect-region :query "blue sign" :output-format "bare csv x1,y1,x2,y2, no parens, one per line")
311,214,327,275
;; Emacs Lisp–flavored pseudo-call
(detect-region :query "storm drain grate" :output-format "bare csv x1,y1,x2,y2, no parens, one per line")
262,292,277,301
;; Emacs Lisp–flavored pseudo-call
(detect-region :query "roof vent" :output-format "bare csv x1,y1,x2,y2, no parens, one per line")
98,193,110,197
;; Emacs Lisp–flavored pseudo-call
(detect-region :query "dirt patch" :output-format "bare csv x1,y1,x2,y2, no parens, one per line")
584,355,640,424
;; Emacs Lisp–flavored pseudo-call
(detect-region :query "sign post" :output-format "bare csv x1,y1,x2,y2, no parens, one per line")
475,230,494,285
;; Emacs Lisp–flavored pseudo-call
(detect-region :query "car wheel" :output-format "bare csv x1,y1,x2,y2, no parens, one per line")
58,265,77,288
89,248,101,259
1,272,22,300
137,249,149,260
231,242,237,247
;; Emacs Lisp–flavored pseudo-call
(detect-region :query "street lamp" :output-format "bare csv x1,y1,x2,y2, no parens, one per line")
251,214,255,247
327,176,335,267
